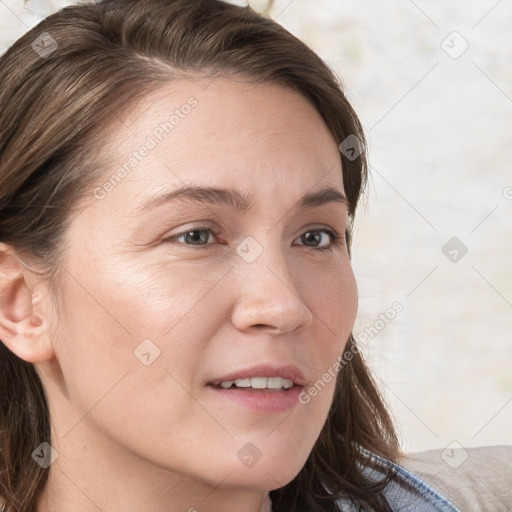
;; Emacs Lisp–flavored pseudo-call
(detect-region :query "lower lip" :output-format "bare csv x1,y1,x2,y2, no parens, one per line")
206,384,303,414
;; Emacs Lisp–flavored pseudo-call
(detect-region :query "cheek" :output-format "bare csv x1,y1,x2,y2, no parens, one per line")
308,263,357,392
283,260,357,433
307,260,358,354
112,256,233,336
51,261,234,469
56,255,236,407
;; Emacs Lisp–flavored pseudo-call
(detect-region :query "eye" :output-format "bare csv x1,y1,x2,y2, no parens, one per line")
294,229,345,252
162,226,345,252
163,226,217,247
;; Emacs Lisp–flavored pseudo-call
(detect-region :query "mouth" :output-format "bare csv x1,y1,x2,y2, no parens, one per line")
208,376,296,392
207,363,306,388
206,364,306,413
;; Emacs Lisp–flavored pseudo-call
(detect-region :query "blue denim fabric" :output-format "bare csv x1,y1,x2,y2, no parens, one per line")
335,449,462,511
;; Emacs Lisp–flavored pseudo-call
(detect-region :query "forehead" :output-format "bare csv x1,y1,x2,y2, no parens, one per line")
88,77,344,213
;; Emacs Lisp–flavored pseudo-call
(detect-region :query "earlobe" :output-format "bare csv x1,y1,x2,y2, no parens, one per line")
0,243,55,363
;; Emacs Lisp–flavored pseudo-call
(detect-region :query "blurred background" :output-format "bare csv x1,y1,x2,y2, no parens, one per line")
1,0,511,454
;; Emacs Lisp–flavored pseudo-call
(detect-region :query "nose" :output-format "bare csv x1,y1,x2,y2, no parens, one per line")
230,242,314,335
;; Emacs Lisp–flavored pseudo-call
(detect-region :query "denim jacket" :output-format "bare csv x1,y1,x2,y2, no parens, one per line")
335,449,462,511
260,448,463,512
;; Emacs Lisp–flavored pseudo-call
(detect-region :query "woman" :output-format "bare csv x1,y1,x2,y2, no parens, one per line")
0,0,461,510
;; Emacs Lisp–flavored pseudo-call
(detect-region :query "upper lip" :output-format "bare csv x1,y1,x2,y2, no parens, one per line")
208,364,306,387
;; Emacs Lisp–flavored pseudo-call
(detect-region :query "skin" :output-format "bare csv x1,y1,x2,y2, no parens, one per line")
0,77,358,512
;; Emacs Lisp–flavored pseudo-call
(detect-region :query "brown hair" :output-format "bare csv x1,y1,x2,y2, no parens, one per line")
0,1,399,510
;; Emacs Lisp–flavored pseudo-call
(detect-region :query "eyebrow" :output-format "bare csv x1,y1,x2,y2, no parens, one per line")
136,184,349,214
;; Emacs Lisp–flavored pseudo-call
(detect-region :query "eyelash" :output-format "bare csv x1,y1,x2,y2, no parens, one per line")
162,225,345,252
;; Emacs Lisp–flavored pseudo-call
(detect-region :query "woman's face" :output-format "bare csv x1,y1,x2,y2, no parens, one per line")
40,78,358,494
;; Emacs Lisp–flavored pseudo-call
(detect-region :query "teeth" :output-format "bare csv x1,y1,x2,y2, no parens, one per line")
219,377,294,390
234,378,252,387
251,377,267,389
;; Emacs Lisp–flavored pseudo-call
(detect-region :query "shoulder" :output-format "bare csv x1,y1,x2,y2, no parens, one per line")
397,445,512,512
334,447,462,511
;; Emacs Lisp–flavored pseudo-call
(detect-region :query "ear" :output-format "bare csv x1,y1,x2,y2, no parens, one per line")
0,242,55,363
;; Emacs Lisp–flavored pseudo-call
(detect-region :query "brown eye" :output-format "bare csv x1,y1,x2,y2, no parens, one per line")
163,226,217,247
294,229,345,252
162,226,345,252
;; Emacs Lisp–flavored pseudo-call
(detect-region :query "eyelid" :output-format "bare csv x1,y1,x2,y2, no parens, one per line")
165,219,344,235
162,223,346,251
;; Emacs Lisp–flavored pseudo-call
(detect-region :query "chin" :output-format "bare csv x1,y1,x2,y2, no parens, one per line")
217,462,304,492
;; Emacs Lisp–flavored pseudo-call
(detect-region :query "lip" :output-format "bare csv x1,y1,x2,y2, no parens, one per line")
206,384,303,414
206,363,306,414
208,364,306,387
